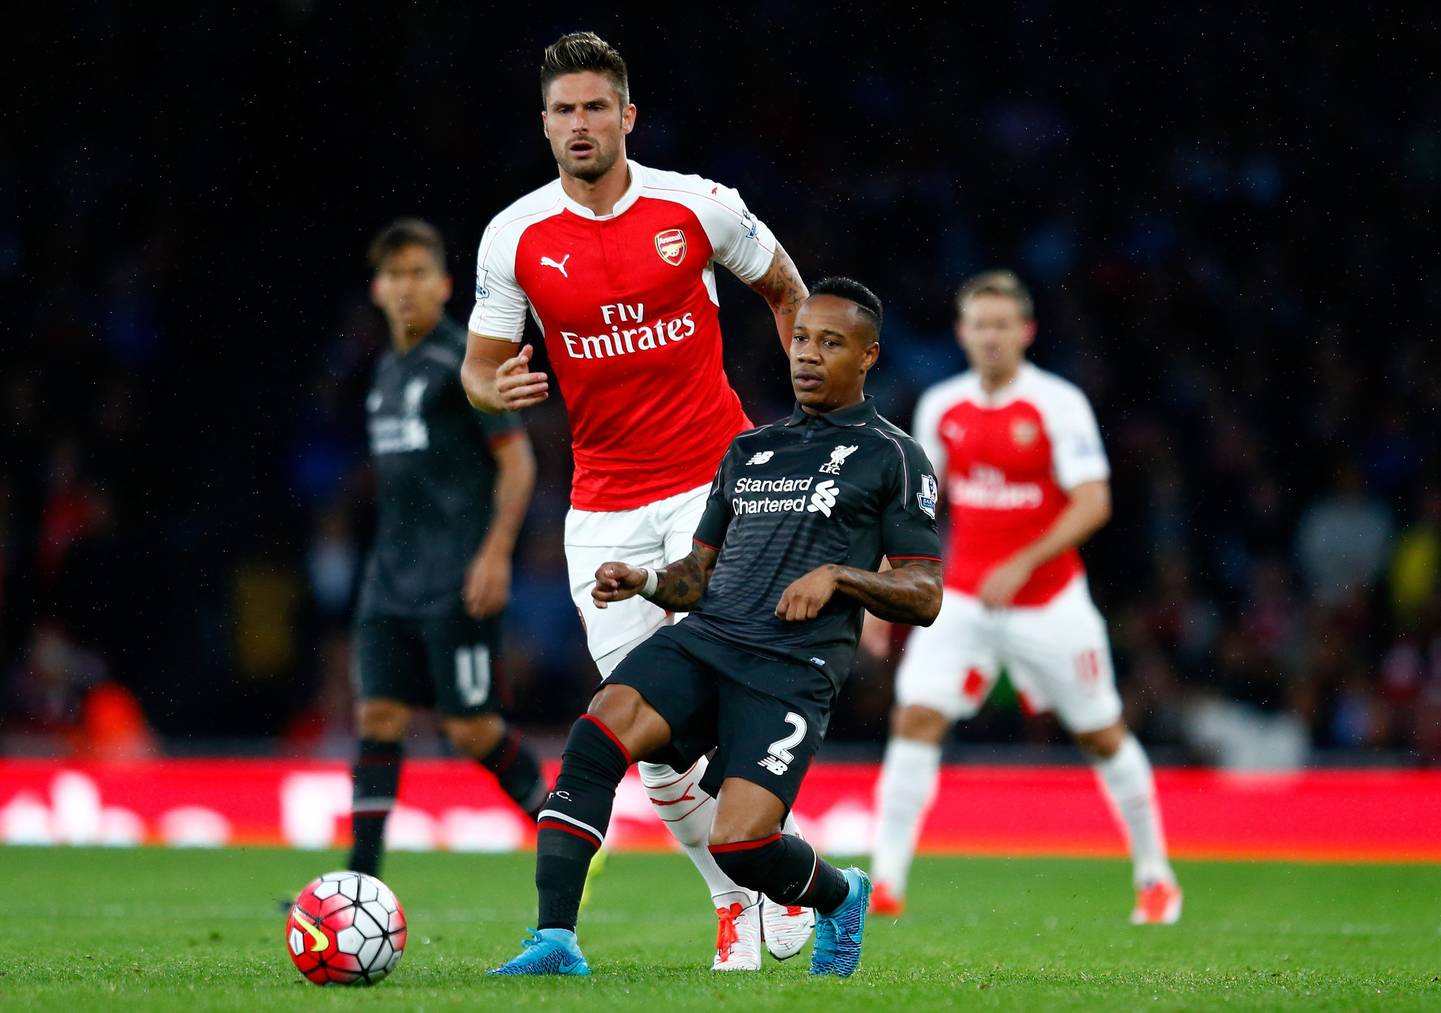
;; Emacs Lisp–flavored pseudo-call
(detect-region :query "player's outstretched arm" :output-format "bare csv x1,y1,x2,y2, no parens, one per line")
592,543,720,612
747,243,808,352
776,558,942,625
461,332,550,413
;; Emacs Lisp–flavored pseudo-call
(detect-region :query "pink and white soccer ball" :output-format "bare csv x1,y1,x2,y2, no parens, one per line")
285,870,407,986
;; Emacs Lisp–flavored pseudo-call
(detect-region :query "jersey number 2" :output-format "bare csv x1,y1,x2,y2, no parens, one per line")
767,712,807,763
758,712,807,777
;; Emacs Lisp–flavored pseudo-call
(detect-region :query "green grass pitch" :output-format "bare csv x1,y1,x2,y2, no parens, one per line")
3,847,1439,1010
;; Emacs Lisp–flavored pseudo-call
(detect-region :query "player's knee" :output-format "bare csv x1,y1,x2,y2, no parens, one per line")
709,778,785,847
708,809,782,849
586,684,667,756
892,703,949,743
357,699,410,740
1074,720,1128,759
588,683,639,726
441,713,505,758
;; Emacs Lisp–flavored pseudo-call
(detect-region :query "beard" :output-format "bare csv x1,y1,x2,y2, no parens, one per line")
556,142,618,183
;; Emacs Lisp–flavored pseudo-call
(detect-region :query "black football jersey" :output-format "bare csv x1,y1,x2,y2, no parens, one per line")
685,396,941,683
358,317,522,618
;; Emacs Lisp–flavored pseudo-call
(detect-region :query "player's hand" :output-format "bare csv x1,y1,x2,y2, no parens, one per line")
493,344,549,411
860,612,894,658
775,564,838,622
978,556,1034,609
592,562,647,609
463,546,512,619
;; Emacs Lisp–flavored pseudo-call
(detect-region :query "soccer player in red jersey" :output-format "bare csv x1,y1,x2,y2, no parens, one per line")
864,271,1182,925
460,32,813,969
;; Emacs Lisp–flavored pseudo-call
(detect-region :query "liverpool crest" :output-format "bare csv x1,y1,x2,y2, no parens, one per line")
819,444,859,475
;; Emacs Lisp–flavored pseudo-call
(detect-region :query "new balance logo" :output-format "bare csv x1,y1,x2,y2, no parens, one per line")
540,254,571,277
818,444,858,475
758,755,789,776
746,451,774,466
807,479,838,516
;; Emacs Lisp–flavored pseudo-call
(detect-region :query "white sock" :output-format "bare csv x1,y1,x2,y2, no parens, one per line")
639,756,754,908
1092,734,1174,887
781,809,803,840
871,737,942,896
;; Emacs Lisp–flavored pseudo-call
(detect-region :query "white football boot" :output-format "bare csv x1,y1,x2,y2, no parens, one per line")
762,896,816,960
711,897,763,971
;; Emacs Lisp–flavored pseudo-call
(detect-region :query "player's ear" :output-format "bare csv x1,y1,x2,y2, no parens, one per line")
440,272,454,303
861,340,880,373
541,110,550,140
1021,318,1037,349
622,102,636,135
369,275,383,308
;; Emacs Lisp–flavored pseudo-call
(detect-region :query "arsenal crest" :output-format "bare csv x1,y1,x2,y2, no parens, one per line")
654,228,687,266
1011,419,1039,446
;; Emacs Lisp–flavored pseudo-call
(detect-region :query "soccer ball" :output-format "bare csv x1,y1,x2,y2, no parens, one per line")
285,870,407,986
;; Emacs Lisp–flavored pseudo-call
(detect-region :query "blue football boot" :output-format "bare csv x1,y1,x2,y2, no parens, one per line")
488,928,592,976
809,867,871,977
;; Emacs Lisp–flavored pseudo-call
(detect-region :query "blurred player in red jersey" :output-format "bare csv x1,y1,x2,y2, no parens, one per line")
864,271,1181,925
460,32,813,969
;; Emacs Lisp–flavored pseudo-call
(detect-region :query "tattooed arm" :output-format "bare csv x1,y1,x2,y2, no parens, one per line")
775,558,942,626
591,542,721,613
747,243,808,352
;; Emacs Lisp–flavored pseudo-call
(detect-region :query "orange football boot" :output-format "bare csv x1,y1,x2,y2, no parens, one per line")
868,881,906,917
1131,880,1183,925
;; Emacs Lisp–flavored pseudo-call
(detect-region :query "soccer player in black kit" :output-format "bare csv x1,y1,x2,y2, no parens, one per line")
348,219,547,876
491,278,943,978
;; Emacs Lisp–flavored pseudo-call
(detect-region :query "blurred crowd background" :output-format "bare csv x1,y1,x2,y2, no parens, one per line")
4,5,1438,767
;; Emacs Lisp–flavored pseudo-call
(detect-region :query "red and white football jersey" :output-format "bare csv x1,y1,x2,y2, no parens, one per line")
913,362,1110,606
468,161,777,512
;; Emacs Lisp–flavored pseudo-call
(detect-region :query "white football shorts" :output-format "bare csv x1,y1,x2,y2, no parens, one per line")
564,482,711,674
894,576,1122,733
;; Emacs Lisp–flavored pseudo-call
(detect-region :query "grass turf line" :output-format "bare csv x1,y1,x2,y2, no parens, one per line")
2,847,1439,1010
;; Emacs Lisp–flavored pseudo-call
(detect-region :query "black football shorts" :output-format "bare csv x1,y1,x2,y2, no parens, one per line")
604,622,834,811
353,611,505,717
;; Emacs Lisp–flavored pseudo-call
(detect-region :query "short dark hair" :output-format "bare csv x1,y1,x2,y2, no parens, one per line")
956,269,1033,319
541,32,629,106
809,276,883,335
368,218,446,270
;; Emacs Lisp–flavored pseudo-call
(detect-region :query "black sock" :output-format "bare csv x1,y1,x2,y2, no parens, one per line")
348,739,402,876
479,726,547,820
710,833,850,915
535,715,631,931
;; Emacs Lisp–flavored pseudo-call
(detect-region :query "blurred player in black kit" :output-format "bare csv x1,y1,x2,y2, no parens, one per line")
347,219,545,876
490,278,943,978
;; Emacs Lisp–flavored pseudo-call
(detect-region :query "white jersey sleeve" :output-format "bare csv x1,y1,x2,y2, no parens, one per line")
639,167,777,283
466,222,528,341
466,184,565,341
1043,382,1110,489
910,383,951,478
